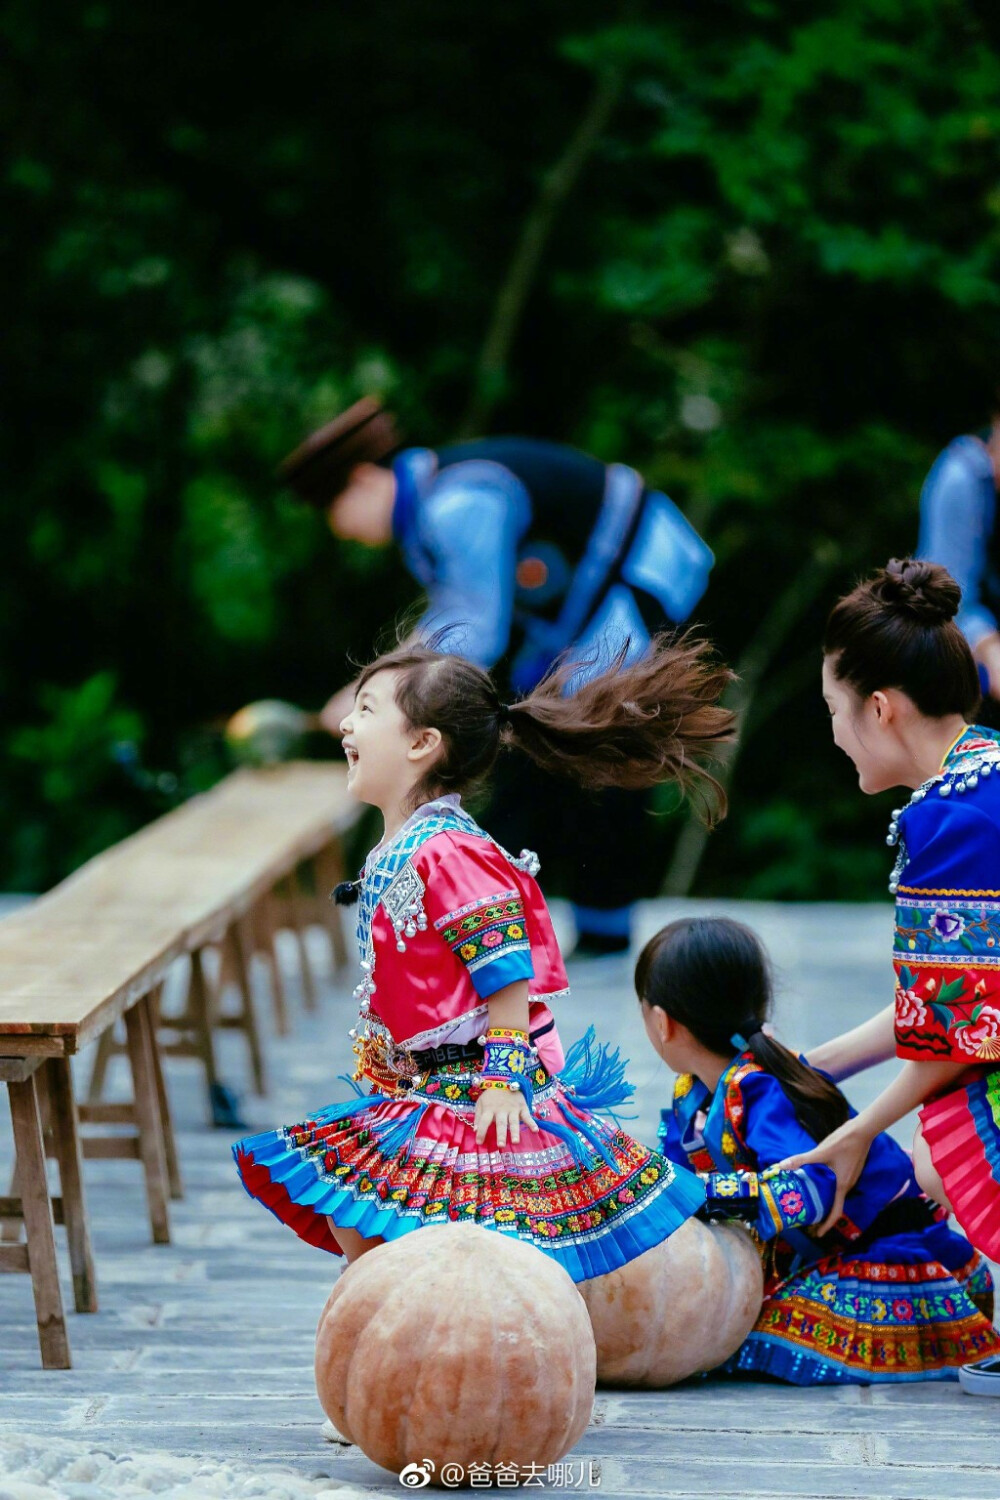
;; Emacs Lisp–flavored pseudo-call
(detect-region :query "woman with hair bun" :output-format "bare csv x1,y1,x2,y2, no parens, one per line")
783,558,1000,1394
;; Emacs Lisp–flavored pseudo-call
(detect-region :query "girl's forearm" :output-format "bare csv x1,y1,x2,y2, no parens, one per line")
850,1059,971,1140
486,980,531,1033
806,1004,896,1081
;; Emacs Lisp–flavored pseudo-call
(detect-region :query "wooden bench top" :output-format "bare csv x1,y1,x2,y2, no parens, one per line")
0,763,355,1054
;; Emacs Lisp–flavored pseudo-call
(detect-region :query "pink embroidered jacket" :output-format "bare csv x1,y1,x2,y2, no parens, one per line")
351,800,568,1090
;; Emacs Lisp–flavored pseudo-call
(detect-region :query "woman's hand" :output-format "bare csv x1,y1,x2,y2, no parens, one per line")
777,1118,875,1234
474,1087,536,1149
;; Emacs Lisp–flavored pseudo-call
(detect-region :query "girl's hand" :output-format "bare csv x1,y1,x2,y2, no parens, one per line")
474,1087,536,1149
777,1118,874,1234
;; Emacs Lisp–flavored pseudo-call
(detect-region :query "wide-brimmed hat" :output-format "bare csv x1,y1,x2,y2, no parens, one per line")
278,398,401,506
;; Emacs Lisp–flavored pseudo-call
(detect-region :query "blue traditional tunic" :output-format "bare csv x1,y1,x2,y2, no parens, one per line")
391,439,713,693
888,724,1000,1258
659,1055,999,1384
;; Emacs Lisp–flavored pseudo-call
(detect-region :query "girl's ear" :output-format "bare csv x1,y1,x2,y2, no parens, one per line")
642,1000,673,1049
871,689,893,724
407,726,443,764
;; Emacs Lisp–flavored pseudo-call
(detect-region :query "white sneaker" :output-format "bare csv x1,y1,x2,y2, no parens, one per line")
959,1356,1000,1396
320,1416,353,1445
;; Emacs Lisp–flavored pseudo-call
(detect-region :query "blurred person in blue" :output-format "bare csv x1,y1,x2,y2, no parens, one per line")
917,406,1000,698
281,398,715,957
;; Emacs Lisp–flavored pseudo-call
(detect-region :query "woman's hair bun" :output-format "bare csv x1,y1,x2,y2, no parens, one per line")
871,557,961,626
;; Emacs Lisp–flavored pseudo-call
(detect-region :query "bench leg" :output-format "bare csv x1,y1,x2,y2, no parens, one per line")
1,1158,22,1242
2,1069,55,1244
228,917,267,1095
289,870,318,1012
313,843,349,972
189,947,221,1102
124,997,171,1245
86,1024,121,1103
149,990,182,1200
7,1074,71,1369
254,898,290,1037
43,1057,98,1315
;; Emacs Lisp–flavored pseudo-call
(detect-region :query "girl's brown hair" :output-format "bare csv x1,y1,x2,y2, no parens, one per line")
824,558,980,719
356,632,736,820
635,917,850,1144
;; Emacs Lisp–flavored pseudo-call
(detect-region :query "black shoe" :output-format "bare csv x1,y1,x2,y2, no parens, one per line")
571,931,631,958
959,1356,1000,1396
210,1081,247,1130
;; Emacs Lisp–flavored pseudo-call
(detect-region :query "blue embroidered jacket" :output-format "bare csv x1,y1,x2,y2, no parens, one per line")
658,1056,934,1257
391,439,714,693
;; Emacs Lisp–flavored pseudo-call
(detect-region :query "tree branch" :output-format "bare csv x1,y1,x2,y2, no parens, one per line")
458,64,627,437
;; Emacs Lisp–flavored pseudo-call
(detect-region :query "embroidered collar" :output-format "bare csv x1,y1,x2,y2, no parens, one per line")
674,1053,754,1169
886,723,1000,892
359,796,478,940
941,724,1000,771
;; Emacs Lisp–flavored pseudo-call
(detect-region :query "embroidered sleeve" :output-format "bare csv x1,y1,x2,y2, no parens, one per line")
703,1168,830,1239
893,798,1000,1063
426,840,535,999
703,1070,836,1242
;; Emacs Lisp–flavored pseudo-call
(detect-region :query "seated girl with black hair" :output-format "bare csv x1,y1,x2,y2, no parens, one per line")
637,916,999,1385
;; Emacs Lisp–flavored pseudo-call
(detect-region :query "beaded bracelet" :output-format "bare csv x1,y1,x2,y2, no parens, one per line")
479,1026,535,1108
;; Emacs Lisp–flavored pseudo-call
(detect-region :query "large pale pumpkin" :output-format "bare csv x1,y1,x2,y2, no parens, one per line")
580,1219,763,1386
315,1225,596,1478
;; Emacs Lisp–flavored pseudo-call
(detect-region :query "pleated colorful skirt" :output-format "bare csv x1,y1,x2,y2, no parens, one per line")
920,1067,1000,1261
233,1032,706,1283
718,1221,1000,1385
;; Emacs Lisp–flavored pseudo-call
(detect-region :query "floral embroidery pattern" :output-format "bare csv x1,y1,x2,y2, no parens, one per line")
894,890,1000,1059
895,988,929,1030
895,899,1000,961
894,960,1000,1059
758,1170,822,1236
439,894,530,975
279,1084,676,1250
727,1254,1000,1382
928,908,966,941
955,1005,1000,1059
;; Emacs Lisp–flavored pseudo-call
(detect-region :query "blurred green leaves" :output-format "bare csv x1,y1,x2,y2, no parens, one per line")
2,0,999,895
6,675,145,889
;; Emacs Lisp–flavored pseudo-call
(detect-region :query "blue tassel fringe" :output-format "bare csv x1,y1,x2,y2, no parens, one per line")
368,1100,429,1161
559,1026,637,1119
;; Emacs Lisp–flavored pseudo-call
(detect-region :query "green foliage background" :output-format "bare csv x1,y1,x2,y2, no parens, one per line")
4,0,1000,896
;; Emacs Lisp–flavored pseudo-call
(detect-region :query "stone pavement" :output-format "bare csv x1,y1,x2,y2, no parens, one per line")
0,898,998,1500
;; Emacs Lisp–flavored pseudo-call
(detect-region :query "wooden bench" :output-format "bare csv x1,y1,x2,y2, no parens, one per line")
84,765,354,1107
0,762,356,1368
